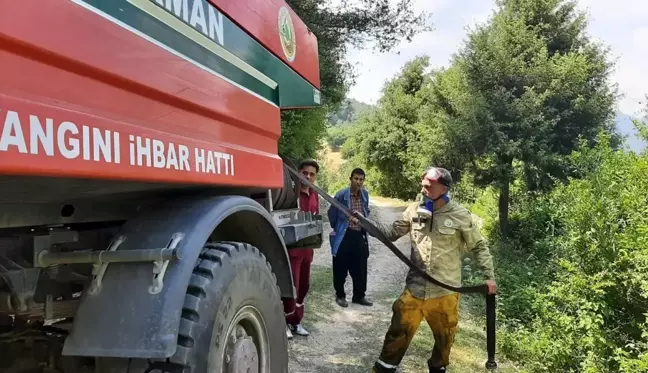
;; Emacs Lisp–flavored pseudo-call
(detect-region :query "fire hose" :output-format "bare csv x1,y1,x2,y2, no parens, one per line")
285,165,498,370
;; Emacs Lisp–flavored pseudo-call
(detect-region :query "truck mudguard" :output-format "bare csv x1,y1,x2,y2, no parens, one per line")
62,195,294,358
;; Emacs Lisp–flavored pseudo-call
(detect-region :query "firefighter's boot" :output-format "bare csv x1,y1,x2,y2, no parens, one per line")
427,360,447,373
372,362,397,373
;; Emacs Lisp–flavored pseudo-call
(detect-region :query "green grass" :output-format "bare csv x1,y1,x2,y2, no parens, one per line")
301,265,337,333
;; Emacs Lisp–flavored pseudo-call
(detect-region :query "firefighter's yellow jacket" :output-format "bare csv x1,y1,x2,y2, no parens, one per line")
374,200,495,299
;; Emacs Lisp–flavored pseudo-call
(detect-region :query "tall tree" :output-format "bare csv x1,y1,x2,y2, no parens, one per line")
279,0,431,160
346,56,433,200
446,0,618,236
410,64,492,187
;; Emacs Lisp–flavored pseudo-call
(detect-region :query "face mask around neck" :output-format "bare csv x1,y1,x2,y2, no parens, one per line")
416,193,450,218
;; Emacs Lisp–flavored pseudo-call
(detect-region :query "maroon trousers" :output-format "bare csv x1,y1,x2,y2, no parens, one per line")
283,248,314,326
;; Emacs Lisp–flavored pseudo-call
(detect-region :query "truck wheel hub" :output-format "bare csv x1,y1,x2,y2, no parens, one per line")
229,337,258,373
227,325,260,373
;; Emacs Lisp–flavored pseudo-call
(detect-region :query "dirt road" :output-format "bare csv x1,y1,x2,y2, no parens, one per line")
287,198,409,373
287,198,520,373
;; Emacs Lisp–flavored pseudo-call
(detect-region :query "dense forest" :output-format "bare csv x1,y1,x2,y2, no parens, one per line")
283,0,648,372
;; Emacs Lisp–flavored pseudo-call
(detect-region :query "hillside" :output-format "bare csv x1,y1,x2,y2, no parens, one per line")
327,98,374,126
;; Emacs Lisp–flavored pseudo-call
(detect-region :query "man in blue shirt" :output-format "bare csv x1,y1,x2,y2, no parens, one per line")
328,168,373,307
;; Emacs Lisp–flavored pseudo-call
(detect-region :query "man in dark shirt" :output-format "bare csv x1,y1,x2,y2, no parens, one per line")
328,168,373,308
284,159,320,339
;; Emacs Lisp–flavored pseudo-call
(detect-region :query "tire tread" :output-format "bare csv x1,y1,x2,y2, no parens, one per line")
168,242,278,371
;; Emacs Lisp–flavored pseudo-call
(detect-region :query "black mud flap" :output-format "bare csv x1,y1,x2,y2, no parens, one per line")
62,195,291,359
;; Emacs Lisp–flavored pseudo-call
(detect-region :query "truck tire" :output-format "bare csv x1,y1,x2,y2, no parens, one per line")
170,241,288,373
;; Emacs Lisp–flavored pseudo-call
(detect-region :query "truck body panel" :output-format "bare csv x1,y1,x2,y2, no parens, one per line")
0,0,320,188
207,0,321,89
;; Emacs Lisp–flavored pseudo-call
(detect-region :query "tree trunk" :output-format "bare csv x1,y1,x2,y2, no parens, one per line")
498,176,510,238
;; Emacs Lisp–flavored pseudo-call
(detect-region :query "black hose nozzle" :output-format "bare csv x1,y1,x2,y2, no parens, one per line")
485,293,498,370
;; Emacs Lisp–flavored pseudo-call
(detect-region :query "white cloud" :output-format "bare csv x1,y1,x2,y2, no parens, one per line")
346,0,648,116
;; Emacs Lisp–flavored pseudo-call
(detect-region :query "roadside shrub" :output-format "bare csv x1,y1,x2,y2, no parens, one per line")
497,137,648,372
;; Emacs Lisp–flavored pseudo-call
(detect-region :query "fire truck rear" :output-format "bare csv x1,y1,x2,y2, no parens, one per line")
0,1,323,372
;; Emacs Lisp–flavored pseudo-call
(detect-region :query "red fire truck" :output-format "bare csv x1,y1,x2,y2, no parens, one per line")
0,0,323,372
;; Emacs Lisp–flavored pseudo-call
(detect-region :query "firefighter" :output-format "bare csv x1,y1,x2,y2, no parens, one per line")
358,167,497,373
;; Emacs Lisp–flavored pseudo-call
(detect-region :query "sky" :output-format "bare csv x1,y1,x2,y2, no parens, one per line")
345,0,648,117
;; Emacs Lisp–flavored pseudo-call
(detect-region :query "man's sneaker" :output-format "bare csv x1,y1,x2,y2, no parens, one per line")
336,297,348,308
286,326,293,340
289,324,309,336
352,297,373,306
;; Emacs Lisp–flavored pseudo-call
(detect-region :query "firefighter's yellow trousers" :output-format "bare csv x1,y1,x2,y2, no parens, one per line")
372,289,459,372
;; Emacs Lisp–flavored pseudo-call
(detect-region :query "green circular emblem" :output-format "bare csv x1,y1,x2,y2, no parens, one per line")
278,7,296,62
